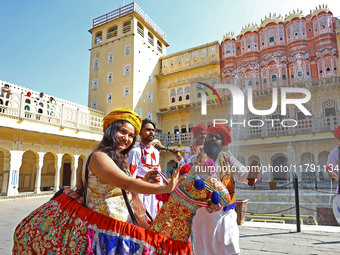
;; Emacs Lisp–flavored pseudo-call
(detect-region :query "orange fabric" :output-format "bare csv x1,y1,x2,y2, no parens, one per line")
192,123,207,137
334,126,340,139
103,108,142,135
207,123,232,146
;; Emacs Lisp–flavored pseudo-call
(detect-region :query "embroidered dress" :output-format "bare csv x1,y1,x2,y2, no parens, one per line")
13,189,193,255
150,166,230,242
128,142,163,219
84,167,131,221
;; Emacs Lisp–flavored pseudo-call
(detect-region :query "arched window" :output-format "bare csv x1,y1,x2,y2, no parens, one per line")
157,40,162,53
170,89,176,96
248,81,252,86
197,92,201,98
95,31,102,44
186,94,190,100
148,32,154,46
184,87,190,93
137,22,144,37
272,75,277,81
107,26,118,39
123,21,131,33
171,97,175,103
179,96,182,101
177,88,183,95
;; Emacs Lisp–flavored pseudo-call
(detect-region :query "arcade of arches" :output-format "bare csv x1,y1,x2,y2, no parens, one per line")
0,127,98,196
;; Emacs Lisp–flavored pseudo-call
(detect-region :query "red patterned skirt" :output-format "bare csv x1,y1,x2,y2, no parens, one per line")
13,189,192,255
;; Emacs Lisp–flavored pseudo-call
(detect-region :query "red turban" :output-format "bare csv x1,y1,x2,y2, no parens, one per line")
334,126,340,139
192,123,207,137
207,124,232,146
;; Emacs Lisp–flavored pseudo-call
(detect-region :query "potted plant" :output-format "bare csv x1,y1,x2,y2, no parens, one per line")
269,179,277,189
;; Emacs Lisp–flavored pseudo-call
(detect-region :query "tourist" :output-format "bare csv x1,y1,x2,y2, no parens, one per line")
13,108,189,254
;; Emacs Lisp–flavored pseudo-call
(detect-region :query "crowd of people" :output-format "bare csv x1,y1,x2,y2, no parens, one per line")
0,84,57,117
11,107,339,254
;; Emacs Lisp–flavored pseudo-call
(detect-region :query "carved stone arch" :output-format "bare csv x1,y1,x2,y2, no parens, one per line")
19,150,39,192
61,153,73,187
271,153,289,180
41,152,57,191
0,146,11,194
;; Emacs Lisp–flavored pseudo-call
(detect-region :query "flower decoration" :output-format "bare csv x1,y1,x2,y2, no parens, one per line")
156,193,169,203
180,163,191,175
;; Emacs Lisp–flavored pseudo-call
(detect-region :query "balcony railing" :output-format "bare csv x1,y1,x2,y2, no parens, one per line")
93,2,166,40
0,91,104,134
156,116,338,146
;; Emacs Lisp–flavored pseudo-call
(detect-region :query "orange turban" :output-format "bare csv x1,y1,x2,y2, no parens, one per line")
103,108,142,135
192,123,207,137
207,123,232,146
334,126,340,139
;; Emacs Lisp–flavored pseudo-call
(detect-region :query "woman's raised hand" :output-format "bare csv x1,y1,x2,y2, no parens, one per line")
165,165,186,193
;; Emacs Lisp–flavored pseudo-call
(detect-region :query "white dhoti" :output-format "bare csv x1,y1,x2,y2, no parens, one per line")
192,208,240,255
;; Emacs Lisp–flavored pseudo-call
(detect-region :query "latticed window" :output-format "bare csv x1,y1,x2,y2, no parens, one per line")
148,32,154,46
125,46,130,56
323,100,336,117
95,32,102,44
157,40,162,53
192,51,198,60
201,49,207,58
124,65,130,76
107,26,117,39
124,86,129,97
137,22,144,37
92,79,98,89
107,94,112,103
123,21,131,33
108,53,113,63
209,47,216,56
107,72,113,83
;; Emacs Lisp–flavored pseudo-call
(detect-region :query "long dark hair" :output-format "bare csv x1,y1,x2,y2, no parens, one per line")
96,120,137,173
76,120,137,195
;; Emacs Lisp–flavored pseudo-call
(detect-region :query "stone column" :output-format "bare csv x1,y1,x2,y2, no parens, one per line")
7,150,24,196
54,154,63,191
71,155,79,189
34,152,45,194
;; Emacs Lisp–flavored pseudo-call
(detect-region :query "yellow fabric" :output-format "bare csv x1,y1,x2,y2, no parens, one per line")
103,108,142,135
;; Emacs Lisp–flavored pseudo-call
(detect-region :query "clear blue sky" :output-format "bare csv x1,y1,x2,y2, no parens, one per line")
1,0,339,107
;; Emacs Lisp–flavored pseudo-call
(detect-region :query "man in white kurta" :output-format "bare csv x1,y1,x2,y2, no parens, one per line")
191,124,259,255
128,119,163,219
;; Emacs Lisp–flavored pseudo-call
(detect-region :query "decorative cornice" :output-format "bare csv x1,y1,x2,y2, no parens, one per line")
222,32,236,41
240,23,259,36
311,4,331,18
260,13,284,28
285,9,304,23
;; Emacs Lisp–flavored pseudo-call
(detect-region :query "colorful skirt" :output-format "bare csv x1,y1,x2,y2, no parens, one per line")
13,189,192,255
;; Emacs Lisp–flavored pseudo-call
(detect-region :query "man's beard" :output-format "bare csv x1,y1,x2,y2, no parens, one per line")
204,141,222,159
145,135,154,142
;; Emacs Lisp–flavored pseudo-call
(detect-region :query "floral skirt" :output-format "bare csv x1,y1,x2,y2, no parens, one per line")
13,189,192,255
